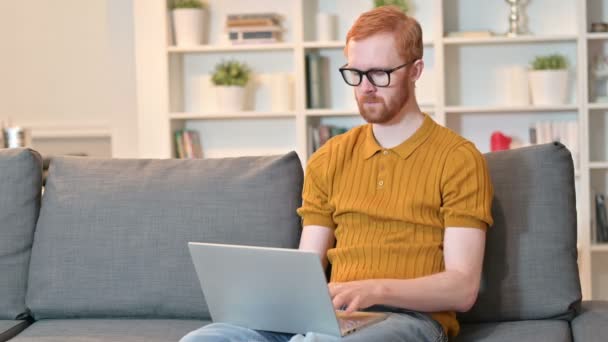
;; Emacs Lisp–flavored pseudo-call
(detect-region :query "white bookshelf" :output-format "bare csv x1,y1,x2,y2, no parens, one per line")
444,105,579,113
442,34,578,45
133,0,608,301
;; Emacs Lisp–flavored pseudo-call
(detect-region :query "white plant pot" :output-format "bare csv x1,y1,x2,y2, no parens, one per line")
528,69,569,105
172,8,204,46
216,86,247,112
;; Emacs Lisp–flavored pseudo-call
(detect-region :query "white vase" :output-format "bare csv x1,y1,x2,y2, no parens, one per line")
528,69,569,105
497,65,530,106
172,8,204,46
216,86,247,112
316,13,336,41
270,73,293,112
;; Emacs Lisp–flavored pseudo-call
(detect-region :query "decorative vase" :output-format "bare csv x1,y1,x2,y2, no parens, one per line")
216,86,247,112
316,13,337,41
505,0,528,37
172,8,204,46
270,73,292,112
528,70,568,105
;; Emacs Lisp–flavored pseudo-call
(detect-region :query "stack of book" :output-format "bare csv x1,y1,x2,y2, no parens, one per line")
310,125,349,152
174,130,203,159
529,120,579,168
225,13,283,45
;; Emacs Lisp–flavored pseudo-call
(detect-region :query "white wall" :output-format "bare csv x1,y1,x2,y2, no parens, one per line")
0,0,138,157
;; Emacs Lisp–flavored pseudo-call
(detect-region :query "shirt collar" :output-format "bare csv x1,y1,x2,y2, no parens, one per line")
362,113,435,160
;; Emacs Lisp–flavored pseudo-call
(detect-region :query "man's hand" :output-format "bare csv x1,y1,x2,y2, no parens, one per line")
328,280,381,313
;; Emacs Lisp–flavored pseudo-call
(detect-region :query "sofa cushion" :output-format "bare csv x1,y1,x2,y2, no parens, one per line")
0,148,42,319
455,320,571,342
0,320,31,342
458,143,581,323
7,319,208,342
26,152,303,320
571,300,608,342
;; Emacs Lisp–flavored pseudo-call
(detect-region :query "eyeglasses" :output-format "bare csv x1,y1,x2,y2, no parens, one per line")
339,62,412,87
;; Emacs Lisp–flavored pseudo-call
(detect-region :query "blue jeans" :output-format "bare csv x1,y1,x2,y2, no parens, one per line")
180,306,447,342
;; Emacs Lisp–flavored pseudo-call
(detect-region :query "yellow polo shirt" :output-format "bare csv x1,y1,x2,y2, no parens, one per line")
297,113,494,337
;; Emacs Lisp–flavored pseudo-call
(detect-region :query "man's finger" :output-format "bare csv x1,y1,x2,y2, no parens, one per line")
332,293,348,311
345,296,360,314
328,282,342,298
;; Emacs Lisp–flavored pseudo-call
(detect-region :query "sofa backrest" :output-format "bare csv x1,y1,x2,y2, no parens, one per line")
459,142,581,323
0,148,42,320
26,152,303,320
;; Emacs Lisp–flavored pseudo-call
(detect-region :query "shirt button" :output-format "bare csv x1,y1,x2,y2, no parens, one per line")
383,150,389,155
378,180,384,186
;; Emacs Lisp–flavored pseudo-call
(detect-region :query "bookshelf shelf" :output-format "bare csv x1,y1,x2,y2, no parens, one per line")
588,102,608,110
167,43,295,53
169,112,296,120
443,34,577,45
445,105,579,114
590,162,608,169
302,40,433,49
587,32,608,40
305,109,359,117
591,244,608,252
302,41,345,49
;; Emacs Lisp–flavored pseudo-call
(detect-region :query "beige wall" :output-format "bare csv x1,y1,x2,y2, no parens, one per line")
0,0,138,157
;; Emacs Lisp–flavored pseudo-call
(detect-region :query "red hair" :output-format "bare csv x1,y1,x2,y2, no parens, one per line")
345,6,423,63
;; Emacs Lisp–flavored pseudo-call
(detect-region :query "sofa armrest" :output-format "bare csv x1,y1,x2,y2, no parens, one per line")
571,300,608,342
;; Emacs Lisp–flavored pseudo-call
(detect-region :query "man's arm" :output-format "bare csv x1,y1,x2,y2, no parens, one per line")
299,225,335,270
329,227,486,313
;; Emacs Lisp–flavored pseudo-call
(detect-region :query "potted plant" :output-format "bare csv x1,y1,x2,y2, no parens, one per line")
170,0,206,46
374,0,409,12
528,54,569,105
212,60,251,112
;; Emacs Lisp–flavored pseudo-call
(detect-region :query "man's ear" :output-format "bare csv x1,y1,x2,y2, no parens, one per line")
411,59,424,82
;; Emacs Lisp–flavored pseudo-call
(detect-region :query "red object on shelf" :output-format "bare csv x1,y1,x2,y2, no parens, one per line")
490,131,512,152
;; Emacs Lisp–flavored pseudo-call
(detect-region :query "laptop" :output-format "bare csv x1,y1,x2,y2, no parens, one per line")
187,242,388,337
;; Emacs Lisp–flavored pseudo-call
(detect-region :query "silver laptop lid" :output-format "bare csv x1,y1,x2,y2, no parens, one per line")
188,242,342,337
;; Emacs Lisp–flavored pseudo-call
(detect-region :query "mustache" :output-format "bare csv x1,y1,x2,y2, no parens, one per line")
360,96,383,103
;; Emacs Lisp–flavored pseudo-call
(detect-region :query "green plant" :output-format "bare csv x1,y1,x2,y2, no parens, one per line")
170,0,204,10
374,0,409,13
531,54,568,70
211,60,251,87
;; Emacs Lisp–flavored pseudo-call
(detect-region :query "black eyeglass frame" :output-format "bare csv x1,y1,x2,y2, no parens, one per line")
338,61,414,87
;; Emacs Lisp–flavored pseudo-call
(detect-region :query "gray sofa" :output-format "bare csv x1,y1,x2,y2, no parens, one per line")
0,143,606,341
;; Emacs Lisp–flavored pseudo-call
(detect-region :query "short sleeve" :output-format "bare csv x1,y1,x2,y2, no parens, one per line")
440,143,494,230
296,146,337,229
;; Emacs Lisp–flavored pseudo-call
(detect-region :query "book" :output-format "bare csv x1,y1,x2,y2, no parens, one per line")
227,13,281,21
306,52,325,109
596,193,608,242
311,124,350,152
226,13,281,27
183,130,193,158
174,130,203,159
226,18,280,27
174,131,185,159
189,130,203,158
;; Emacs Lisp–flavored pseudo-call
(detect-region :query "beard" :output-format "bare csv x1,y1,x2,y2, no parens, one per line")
356,85,410,124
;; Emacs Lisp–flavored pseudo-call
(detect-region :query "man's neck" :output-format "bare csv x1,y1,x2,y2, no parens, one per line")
372,102,425,149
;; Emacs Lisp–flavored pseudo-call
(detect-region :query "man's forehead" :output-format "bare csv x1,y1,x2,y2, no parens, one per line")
347,35,401,67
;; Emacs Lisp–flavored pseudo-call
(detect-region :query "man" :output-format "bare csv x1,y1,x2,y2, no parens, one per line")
181,6,493,342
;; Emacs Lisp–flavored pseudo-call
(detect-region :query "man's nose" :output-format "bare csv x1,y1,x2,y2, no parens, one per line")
358,74,376,93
